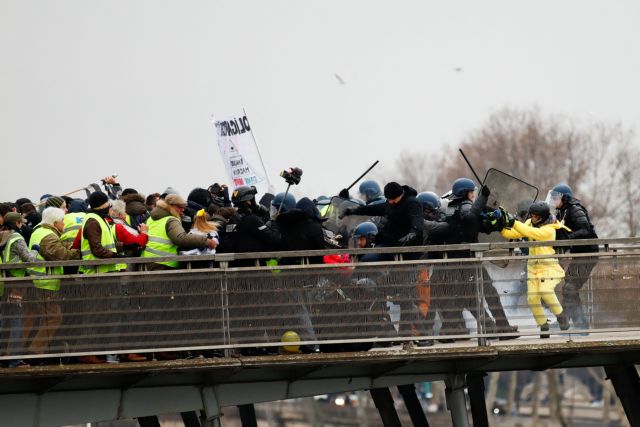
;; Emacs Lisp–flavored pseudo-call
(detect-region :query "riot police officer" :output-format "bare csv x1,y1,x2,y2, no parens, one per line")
547,184,598,331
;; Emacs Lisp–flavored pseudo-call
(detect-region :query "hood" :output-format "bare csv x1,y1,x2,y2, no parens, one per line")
296,197,323,221
401,185,418,198
150,201,176,220
122,193,148,216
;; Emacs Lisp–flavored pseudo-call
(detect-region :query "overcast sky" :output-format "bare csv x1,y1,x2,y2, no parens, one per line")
1,1,639,203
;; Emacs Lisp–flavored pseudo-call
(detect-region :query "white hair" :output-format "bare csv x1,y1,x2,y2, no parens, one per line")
111,200,126,217
41,207,65,225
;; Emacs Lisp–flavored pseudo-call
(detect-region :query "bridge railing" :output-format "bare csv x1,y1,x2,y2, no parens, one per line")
0,238,638,360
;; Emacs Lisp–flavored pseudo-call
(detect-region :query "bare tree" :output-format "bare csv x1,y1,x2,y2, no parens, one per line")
382,106,639,237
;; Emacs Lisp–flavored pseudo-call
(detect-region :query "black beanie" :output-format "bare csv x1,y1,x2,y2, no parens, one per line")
384,182,404,199
88,191,109,209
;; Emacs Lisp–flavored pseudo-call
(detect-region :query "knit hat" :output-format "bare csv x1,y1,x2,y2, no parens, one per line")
88,191,110,209
383,182,404,199
165,194,188,207
45,196,65,209
3,212,24,225
162,187,179,197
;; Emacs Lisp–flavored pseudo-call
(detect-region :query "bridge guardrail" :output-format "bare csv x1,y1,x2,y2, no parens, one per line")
0,238,638,360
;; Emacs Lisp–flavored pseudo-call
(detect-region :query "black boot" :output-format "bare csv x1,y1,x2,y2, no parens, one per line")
557,313,570,331
540,321,550,339
497,324,520,341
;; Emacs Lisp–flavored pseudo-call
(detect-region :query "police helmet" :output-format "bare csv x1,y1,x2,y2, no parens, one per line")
271,192,296,213
528,201,551,224
358,180,382,203
352,221,378,247
231,186,257,205
353,221,378,238
552,183,573,198
416,192,441,211
451,178,476,199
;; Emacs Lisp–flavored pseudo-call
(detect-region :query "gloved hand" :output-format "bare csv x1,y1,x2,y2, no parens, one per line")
31,244,41,252
481,186,491,197
398,231,418,246
122,243,140,251
338,188,350,199
338,207,355,219
505,213,516,228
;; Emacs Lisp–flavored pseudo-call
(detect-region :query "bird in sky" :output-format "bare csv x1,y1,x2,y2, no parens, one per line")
334,73,346,85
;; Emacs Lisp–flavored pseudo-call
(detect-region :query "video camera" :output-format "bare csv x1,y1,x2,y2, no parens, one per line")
280,167,303,186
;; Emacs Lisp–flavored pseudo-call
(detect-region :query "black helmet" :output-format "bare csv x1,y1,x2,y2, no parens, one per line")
231,186,257,205
528,201,550,225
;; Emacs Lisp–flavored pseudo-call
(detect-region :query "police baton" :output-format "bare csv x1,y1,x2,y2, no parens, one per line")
344,160,379,192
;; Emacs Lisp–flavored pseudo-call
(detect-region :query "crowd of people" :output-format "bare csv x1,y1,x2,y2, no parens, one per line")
0,173,599,366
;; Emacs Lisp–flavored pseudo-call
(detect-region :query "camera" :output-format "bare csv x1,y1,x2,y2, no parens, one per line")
280,167,303,185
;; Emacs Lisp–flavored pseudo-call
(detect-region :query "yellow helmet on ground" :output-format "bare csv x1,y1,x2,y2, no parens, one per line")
281,330,301,353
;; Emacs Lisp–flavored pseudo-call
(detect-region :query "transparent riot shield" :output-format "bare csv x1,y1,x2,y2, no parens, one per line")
321,197,372,247
479,168,539,244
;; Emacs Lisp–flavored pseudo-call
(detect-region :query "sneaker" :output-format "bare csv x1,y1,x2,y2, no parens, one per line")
416,339,434,347
105,354,120,364
540,322,550,339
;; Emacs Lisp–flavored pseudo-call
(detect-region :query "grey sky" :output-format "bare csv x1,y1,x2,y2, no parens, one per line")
1,1,639,202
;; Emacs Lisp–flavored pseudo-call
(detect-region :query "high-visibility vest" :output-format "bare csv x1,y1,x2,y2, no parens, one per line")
27,226,63,291
141,216,178,268
61,212,86,243
80,213,117,274
1,232,29,296
2,233,28,278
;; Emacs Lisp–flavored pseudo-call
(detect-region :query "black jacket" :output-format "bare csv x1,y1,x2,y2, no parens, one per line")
556,198,598,253
442,192,489,258
352,185,423,247
218,208,281,266
276,198,327,265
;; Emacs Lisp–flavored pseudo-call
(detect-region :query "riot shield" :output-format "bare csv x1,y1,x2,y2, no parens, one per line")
321,197,372,247
479,168,539,244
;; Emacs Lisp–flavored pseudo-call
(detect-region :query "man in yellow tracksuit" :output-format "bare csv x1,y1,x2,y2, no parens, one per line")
501,201,571,338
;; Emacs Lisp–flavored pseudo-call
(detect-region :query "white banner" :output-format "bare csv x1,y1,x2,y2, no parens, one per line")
214,112,271,196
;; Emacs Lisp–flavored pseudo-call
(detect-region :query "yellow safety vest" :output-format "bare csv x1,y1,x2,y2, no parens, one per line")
80,213,117,274
141,216,178,268
28,227,63,291
2,233,27,278
61,212,86,243
110,222,127,272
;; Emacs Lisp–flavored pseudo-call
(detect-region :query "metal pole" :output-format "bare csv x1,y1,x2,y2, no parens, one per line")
398,384,430,427
467,374,489,427
370,388,402,427
475,253,487,346
237,404,258,427
445,375,470,427
604,365,640,426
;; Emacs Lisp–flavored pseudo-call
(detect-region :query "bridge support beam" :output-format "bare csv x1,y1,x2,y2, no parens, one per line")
445,375,469,427
370,387,402,427
466,373,489,427
397,384,429,427
200,386,222,427
237,404,258,427
605,365,640,426
136,416,161,427
181,411,202,427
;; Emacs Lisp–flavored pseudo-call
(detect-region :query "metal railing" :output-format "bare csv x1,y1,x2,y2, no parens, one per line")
0,238,638,361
